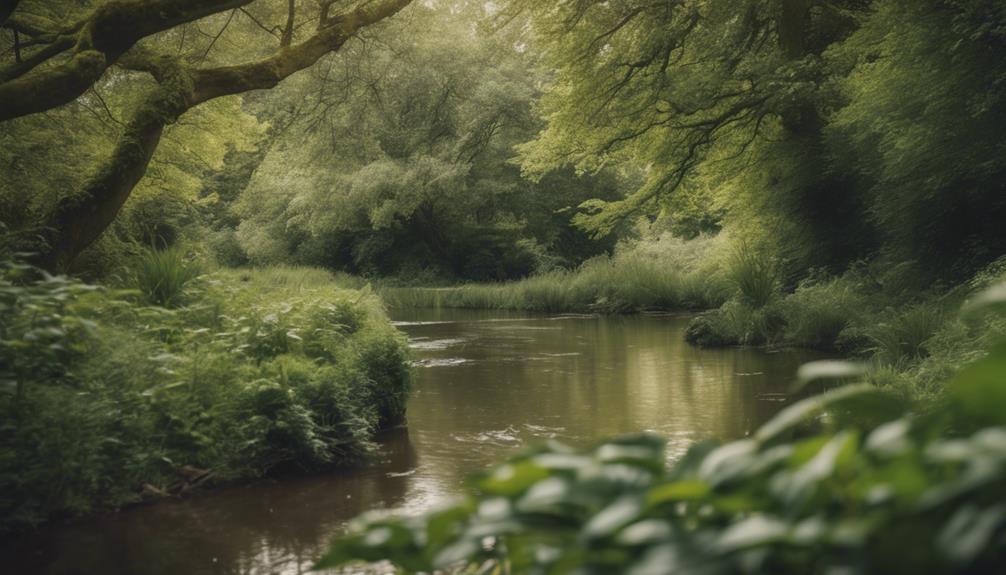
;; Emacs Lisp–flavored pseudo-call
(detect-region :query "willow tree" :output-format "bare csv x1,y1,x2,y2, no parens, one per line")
0,0,413,269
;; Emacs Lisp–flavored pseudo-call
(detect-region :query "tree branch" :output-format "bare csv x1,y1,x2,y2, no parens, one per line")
0,34,74,82
191,0,411,104
0,0,253,123
281,0,296,47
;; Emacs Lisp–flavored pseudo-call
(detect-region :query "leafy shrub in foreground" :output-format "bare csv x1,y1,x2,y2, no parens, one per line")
319,286,1006,574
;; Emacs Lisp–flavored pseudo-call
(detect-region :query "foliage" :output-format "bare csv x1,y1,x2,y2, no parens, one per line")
319,284,1006,574
133,247,200,307
381,237,727,313
0,261,410,534
824,0,1006,273
232,1,623,281
727,248,779,309
860,305,949,366
781,275,868,350
503,0,1006,284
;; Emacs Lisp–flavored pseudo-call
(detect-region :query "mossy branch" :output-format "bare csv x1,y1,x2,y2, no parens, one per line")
0,0,253,122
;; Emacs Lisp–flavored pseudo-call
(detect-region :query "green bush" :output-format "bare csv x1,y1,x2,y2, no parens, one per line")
860,304,948,366
0,262,411,534
686,300,785,348
782,276,867,350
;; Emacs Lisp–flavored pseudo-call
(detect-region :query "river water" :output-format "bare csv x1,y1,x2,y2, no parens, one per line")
2,309,824,574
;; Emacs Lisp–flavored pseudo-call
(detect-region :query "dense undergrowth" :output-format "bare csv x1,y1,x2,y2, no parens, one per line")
319,283,1006,574
0,258,410,535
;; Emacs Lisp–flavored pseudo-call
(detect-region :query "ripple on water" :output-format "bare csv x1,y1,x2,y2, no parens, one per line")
410,358,472,368
523,423,566,438
453,425,522,446
408,337,469,350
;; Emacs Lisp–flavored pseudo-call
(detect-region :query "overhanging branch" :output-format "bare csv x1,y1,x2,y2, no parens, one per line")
0,0,253,123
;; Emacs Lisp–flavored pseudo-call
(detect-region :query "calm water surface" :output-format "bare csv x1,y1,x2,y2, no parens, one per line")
2,309,825,574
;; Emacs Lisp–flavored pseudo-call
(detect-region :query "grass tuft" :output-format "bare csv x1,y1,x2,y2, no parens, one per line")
135,247,199,307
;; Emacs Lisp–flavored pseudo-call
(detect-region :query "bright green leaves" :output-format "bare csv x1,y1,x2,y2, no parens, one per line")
481,461,552,497
754,384,883,443
947,344,1006,428
947,281,1006,428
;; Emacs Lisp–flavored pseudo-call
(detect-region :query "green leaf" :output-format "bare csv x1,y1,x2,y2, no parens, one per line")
794,360,868,390
646,481,711,507
962,281,1006,317
479,461,550,496
947,344,1006,427
717,515,790,551
937,504,1006,565
755,384,882,443
581,496,643,540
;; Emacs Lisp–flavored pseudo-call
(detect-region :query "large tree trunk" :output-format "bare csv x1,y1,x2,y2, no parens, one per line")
41,90,186,270
778,0,812,58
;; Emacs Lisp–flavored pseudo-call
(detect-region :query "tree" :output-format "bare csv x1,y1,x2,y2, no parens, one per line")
0,0,413,269
506,1,871,268
234,0,624,280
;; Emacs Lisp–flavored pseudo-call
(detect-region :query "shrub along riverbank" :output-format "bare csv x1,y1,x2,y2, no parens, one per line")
0,259,410,535
684,254,1006,401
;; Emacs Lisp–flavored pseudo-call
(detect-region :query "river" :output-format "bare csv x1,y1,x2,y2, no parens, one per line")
1,309,825,574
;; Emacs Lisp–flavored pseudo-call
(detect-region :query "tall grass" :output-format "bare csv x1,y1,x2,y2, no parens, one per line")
135,247,199,307
863,304,947,365
234,265,368,290
380,253,727,313
726,248,778,308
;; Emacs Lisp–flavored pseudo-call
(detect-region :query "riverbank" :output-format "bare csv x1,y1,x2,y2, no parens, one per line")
379,251,1006,402
0,263,411,535
380,251,729,313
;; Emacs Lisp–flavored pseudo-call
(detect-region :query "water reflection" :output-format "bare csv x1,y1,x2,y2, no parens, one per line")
1,310,824,574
